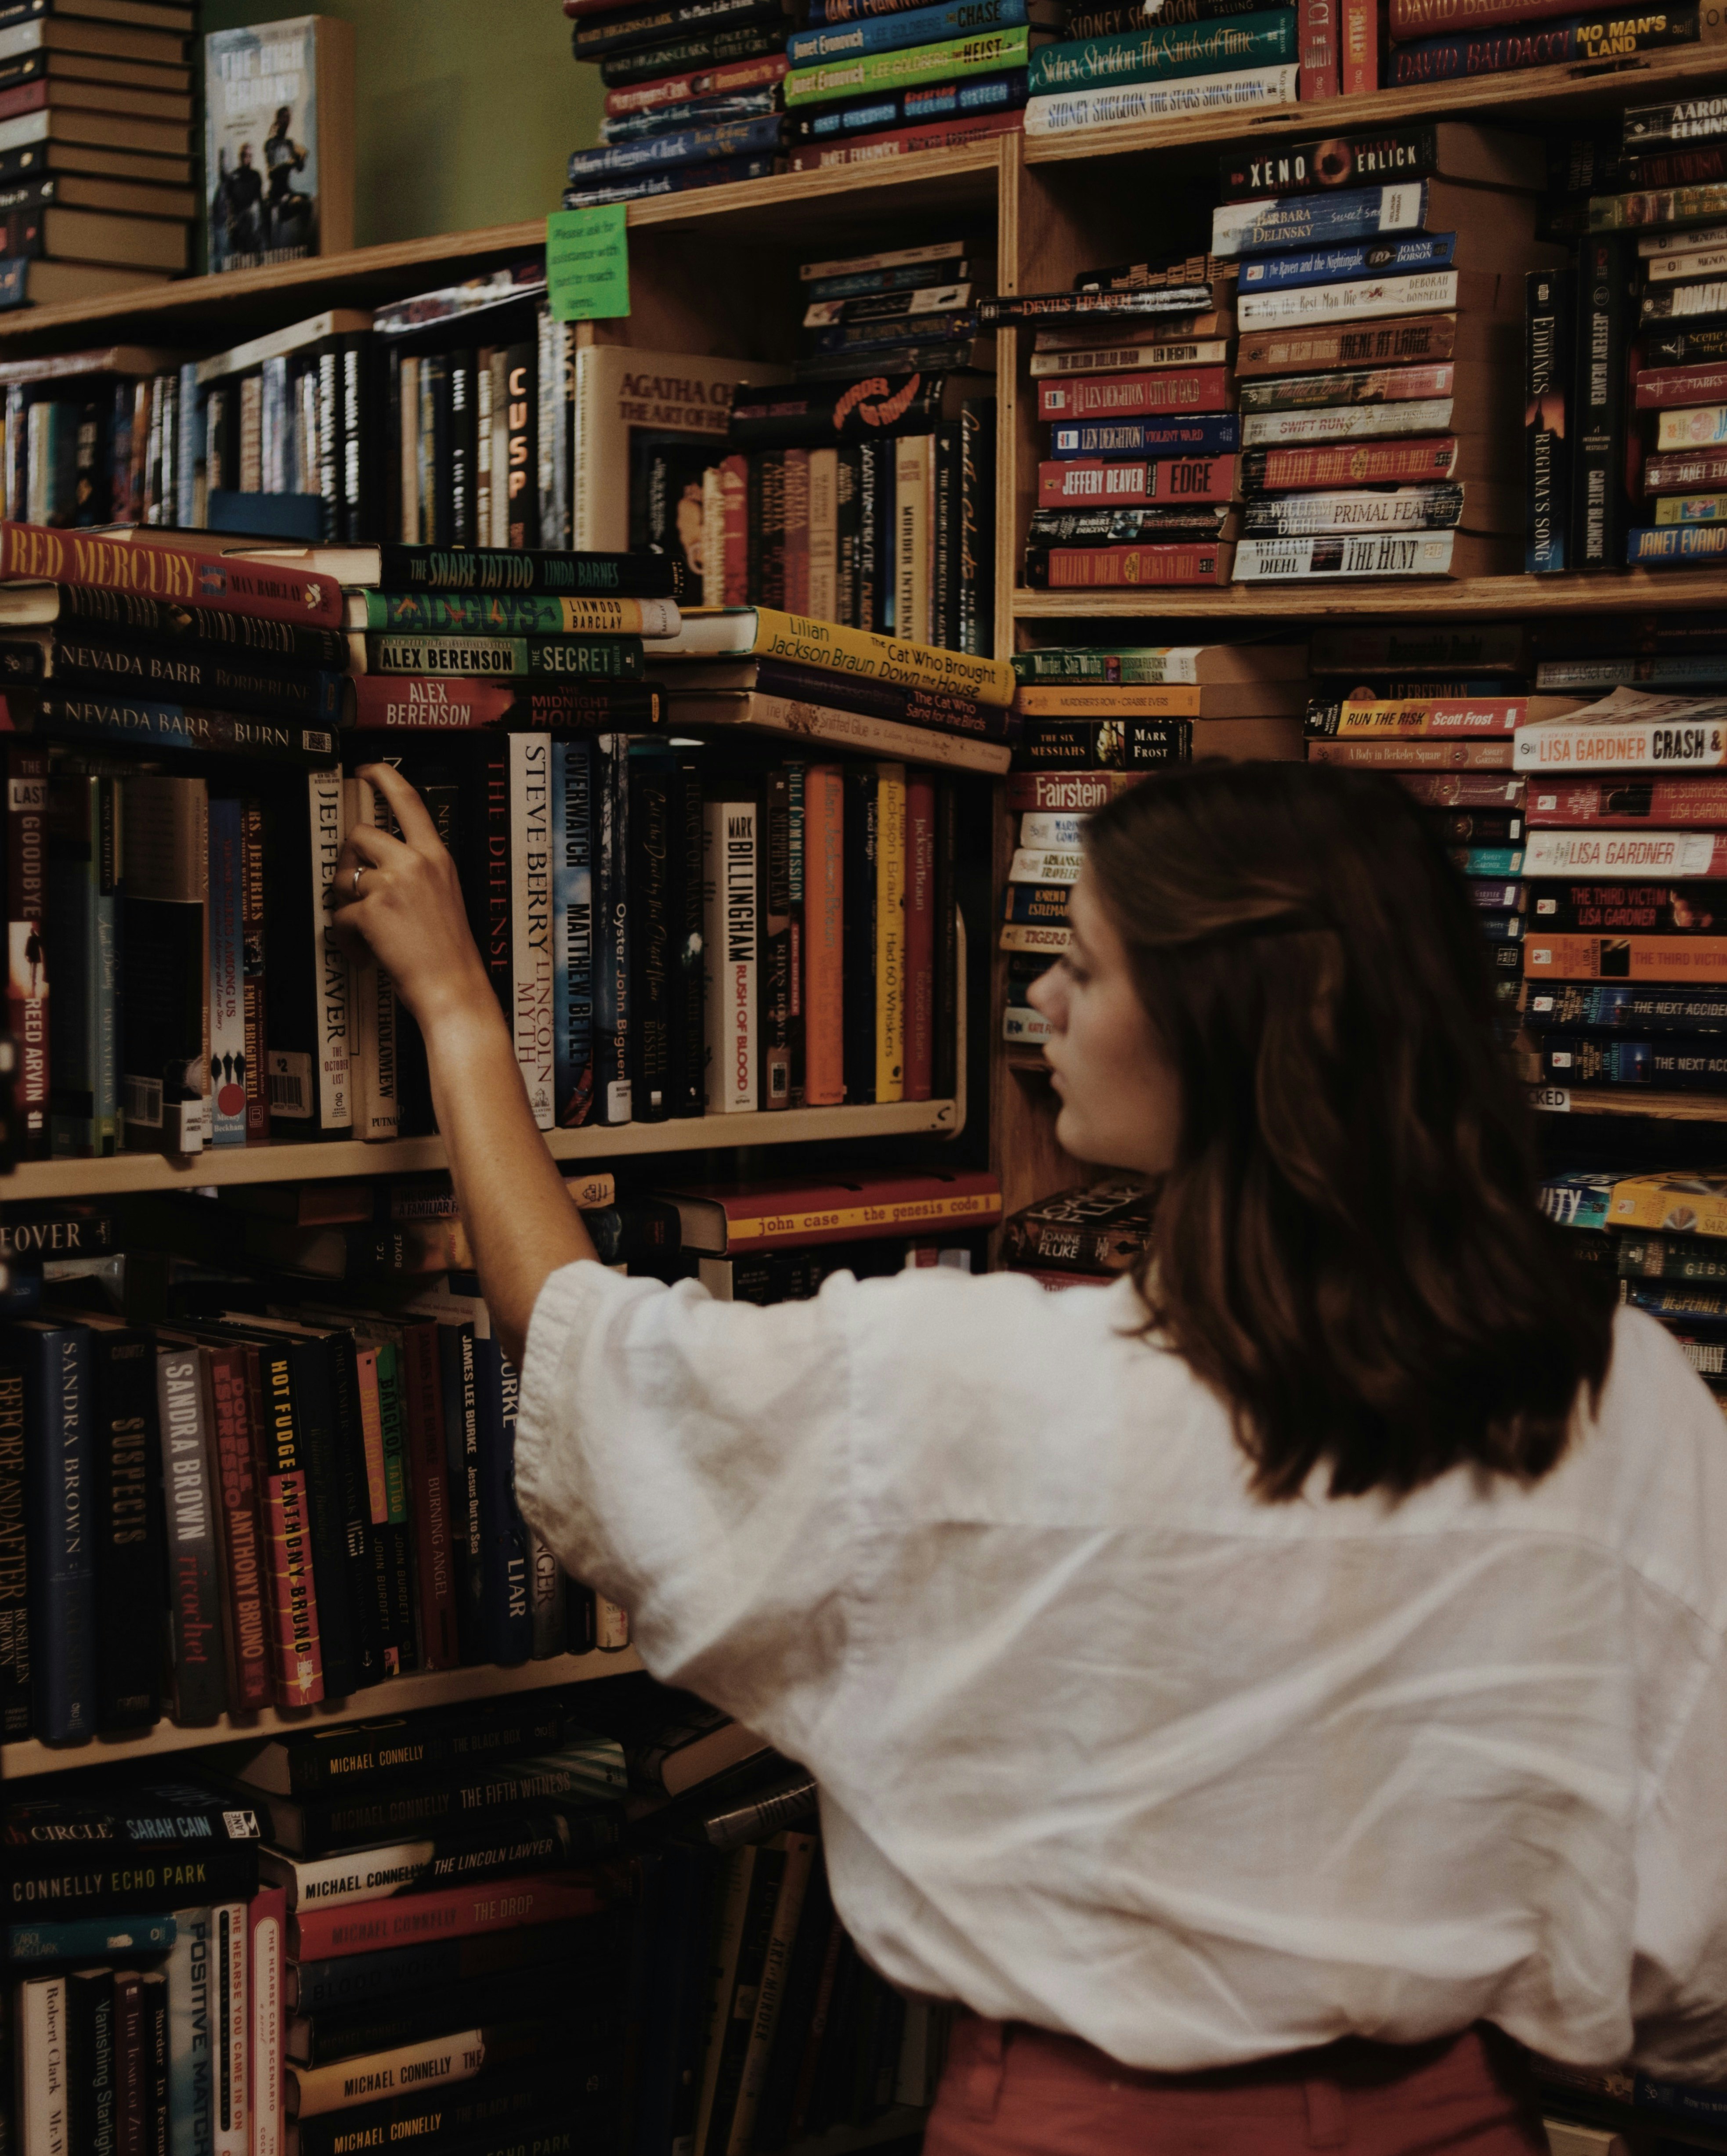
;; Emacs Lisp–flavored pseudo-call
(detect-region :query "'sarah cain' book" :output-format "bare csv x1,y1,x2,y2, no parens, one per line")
204,15,354,273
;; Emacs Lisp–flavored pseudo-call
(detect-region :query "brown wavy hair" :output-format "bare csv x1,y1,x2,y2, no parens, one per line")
1082,758,1614,1501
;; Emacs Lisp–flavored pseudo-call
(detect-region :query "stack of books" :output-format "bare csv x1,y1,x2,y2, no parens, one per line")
1215,126,1555,587
999,1179,1155,1288
218,1701,629,2144
5,1777,271,2156
1001,254,1240,592
1387,0,1723,90
787,236,991,385
780,0,1049,172
562,0,791,204
1022,0,1295,141
1303,619,1542,1018
998,764,1139,1003
0,0,196,308
1540,1169,1727,1404
1517,678,1727,1112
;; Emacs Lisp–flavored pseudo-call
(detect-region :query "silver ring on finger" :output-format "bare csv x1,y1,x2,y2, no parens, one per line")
351,864,365,899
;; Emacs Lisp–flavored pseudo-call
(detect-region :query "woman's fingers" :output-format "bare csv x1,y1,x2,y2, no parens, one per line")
329,822,410,910
360,762,444,853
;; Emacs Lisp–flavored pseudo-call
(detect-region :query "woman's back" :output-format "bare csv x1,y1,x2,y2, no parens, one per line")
517,1261,1727,2081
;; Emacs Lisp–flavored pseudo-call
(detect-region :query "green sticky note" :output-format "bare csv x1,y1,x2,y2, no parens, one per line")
547,206,631,322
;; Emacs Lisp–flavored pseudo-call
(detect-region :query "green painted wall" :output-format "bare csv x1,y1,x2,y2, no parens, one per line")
199,0,605,247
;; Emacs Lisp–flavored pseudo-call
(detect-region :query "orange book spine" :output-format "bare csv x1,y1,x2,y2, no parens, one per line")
1523,934,1727,981
802,764,845,1106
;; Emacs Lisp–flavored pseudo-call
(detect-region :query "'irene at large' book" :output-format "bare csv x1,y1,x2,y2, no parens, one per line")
205,16,354,271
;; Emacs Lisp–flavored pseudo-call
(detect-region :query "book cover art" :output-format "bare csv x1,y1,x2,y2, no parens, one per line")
206,18,350,273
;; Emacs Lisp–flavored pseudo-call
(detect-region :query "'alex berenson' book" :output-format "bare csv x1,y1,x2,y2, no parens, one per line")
204,15,354,272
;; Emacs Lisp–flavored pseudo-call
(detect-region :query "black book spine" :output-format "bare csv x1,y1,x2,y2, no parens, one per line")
67,1969,116,2156
0,1348,27,1739
428,356,453,549
438,1320,486,1666
384,347,402,547
4,1847,260,1916
317,347,340,545
726,371,940,450
1572,232,1633,570
92,1329,162,1733
762,767,792,1111
856,438,881,634
759,450,786,611
958,397,996,659
318,1331,386,1689
341,336,364,545
932,777,958,1103
931,421,958,653
834,444,861,626
274,1339,360,1698
842,765,877,1106
502,342,539,550
874,440,898,634
627,746,673,1122
1526,267,1572,573
141,1972,168,2156
564,1576,597,1654
450,349,475,550
787,761,805,1109
594,734,632,1126
671,749,706,1120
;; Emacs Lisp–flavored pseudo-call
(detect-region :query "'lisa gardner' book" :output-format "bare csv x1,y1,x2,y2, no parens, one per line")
205,16,354,272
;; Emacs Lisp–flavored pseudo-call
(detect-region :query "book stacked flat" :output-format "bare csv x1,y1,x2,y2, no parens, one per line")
1539,1169,1727,1406
221,1701,628,2138
4,1779,270,2156
999,1177,1154,1289
1387,0,1723,90
1022,0,1295,140
788,236,993,387
1005,257,1241,590
0,0,196,308
779,0,1051,171
1216,129,1557,585
562,0,792,204
656,1169,1002,1292
1304,619,1545,1011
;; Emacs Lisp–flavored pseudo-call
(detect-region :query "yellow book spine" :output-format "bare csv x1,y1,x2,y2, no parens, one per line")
1015,684,1203,717
875,760,906,1103
745,607,1017,706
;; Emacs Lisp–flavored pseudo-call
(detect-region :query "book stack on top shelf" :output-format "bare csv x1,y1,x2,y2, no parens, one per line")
1021,0,1296,144
997,1175,1153,1286
0,0,196,310
1386,0,1724,92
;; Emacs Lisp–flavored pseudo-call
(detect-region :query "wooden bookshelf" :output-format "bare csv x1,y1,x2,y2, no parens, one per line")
1530,1085,1727,1120
1012,569,1727,618
0,1645,644,1779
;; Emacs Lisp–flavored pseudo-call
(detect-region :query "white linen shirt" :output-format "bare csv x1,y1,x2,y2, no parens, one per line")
514,1260,1727,2079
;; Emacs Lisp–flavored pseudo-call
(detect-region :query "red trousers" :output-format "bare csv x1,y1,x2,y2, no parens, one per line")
924,2016,1552,2156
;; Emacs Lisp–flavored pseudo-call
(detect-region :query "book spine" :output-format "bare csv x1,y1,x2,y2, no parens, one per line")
7,744,48,1155
1025,63,1295,129
311,769,352,1134
1391,6,1698,74
1027,10,1293,90
790,0,1027,58
206,1348,271,1715
281,1338,363,1699
255,1343,325,1708
626,745,674,1121
673,750,708,1119
1572,233,1632,570
69,1967,116,2156
0,1351,29,1738
1022,542,1228,585
207,799,247,1147
893,433,932,645
1298,0,1337,95
842,765,878,1105
502,343,539,551
1526,267,1572,573
0,524,342,626
18,1976,69,2156
903,773,935,1101
593,734,633,1125
395,1323,457,1672
212,1903,247,2156
703,795,760,1112
874,762,907,1103
153,1349,228,1726
475,1336,531,1668
801,766,845,1109
346,778,402,1146
116,1972,145,2156
762,768,793,1112
249,1890,284,2156
1340,0,1375,84
553,737,596,1129
508,734,556,1130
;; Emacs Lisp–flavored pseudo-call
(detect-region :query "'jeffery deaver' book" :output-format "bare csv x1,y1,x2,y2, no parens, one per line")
205,16,354,273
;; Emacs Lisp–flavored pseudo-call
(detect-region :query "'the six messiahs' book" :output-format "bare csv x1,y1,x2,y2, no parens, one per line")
204,15,355,272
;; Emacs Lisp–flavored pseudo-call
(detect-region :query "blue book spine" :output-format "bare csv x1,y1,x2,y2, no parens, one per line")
1051,415,1240,457
552,737,596,1130
790,0,1026,64
594,735,632,1126
17,1322,95,1744
1455,847,1525,876
806,67,1025,130
1028,10,1293,94
176,366,199,532
805,255,967,299
1237,232,1456,291
602,88,781,139
807,310,973,356
8,1914,176,1965
1478,913,1524,942
563,153,780,208
564,110,784,178
0,258,29,310
1627,523,1727,562
473,1336,531,1669
1214,179,1430,257
166,1907,214,2156
436,1322,485,1667
1640,2077,1727,2127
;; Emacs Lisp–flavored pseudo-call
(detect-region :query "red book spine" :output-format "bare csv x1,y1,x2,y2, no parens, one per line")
1299,0,1339,95
255,1346,324,1708
786,108,1023,169
1032,544,1231,587
1039,368,1233,419
1340,0,1378,88
1388,0,1577,31
240,800,268,1144
1526,778,1727,826
0,82,46,122
289,1873,604,1962
782,448,810,617
400,1320,459,1671
719,455,750,606
1635,364,1727,409
0,524,343,626
1250,436,1457,487
903,773,935,1102
1004,770,1145,812
249,1887,285,2156
1647,448,1727,489
802,764,845,1107
1037,455,1235,505
207,1346,273,1713
605,54,788,112
4,744,46,1155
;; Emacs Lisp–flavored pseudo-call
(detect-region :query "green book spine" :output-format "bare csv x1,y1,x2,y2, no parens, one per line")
786,23,1029,100
1028,7,1292,92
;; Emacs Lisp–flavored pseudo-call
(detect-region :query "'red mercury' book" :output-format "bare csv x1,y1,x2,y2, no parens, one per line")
0,525,345,628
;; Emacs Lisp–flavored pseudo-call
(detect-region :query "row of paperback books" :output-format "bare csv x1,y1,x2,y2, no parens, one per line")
0,1166,1001,1741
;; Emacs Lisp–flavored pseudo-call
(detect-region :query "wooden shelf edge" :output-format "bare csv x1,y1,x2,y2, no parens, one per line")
0,1647,646,1779
624,138,1010,231
1012,569,1727,618
0,1097,966,1201
1021,43,1727,162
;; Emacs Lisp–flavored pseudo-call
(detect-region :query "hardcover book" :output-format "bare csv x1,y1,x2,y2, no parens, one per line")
204,16,354,272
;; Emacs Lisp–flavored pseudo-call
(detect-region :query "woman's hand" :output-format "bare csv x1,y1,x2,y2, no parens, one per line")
327,763,494,1031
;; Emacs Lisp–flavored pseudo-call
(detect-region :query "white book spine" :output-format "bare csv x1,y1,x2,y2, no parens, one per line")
1243,484,1460,535
251,1905,282,2156
213,1903,247,2156
1233,531,1458,579
18,1976,68,2156
1237,269,1461,327
702,798,758,1113
309,769,352,1132
1010,846,1084,884
1030,339,1230,376
508,733,555,1130
1025,63,1295,134
1240,397,1454,445
1019,811,1089,847
894,434,932,646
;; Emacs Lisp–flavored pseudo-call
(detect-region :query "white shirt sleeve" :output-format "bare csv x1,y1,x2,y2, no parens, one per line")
512,1259,860,1759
